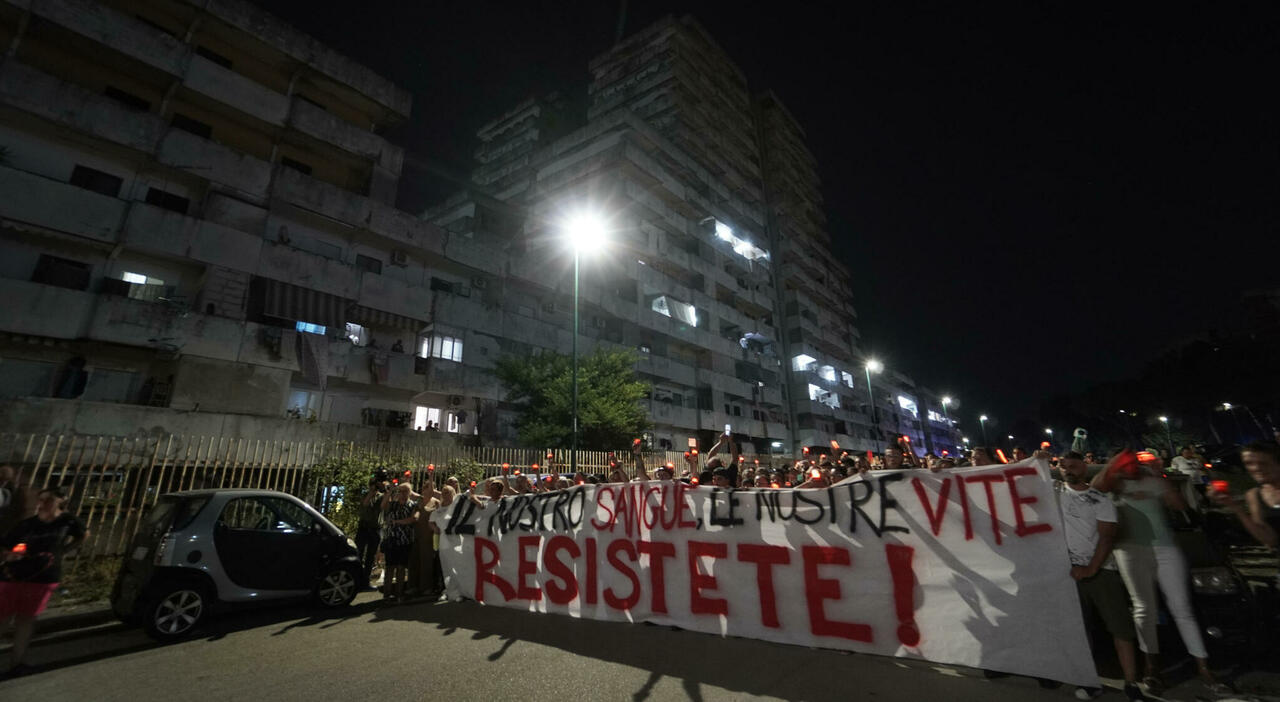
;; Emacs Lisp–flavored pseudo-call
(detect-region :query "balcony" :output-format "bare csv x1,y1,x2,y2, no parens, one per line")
635,354,696,386
183,54,289,127
0,60,165,154
330,346,422,394
355,272,431,325
0,165,127,243
29,0,187,77
256,241,360,301
156,128,271,197
122,202,264,272
289,98,401,172
0,277,95,339
651,403,697,429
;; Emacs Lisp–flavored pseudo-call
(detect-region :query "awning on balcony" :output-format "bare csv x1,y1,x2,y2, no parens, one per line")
260,278,348,328
346,304,428,333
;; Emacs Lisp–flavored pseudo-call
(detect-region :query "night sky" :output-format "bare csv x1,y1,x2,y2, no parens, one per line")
263,1,1276,430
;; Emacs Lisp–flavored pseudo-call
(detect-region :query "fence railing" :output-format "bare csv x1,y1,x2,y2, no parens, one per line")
0,432,782,575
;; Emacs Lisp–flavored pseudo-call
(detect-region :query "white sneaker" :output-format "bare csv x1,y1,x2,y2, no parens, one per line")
1074,687,1103,701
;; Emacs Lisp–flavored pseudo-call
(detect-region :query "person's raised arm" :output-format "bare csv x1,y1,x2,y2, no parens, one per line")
1091,453,1127,493
706,435,725,459
1214,487,1279,548
632,441,650,481
728,435,741,465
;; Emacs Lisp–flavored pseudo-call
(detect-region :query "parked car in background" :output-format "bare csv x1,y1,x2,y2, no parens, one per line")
112,489,360,640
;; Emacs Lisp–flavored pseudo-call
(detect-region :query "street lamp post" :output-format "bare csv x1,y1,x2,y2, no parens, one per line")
566,214,606,477
1222,403,1244,443
979,415,989,446
1044,427,1054,451
865,359,883,439
1158,416,1173,456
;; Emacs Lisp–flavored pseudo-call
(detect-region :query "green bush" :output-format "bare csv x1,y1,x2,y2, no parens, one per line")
305,448,417,535
443,456,486,487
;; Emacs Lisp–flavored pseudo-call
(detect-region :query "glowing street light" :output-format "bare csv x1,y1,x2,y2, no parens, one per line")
1158,415,1173,455
864,359,883,433
979,415,989,445
564,211,608,476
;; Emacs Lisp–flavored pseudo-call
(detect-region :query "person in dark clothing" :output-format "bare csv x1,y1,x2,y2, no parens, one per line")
355,475,388,590
1,485,87,677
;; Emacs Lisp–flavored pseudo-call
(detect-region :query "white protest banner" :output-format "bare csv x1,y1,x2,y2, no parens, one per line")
432,461,1098,686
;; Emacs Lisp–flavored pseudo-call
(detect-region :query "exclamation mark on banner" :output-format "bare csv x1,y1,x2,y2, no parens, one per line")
885,544,921,647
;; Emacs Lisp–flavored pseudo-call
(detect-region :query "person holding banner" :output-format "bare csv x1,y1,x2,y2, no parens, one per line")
1092,450,1229,695
1056,452,1144,701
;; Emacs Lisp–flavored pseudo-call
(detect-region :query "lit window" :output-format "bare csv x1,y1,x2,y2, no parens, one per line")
345,323,368,346
295,321,326,335
791,354,817,372
414,406,441,430
420,334,463,362
841,371,854,388
122,272,148,284
446,411,460,433
897,395,919,418
651,295,698,326
808,383,839,408
703,217,769,261
819,365,837,382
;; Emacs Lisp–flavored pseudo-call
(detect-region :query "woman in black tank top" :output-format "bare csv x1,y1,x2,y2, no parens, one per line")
1213,442,1280,550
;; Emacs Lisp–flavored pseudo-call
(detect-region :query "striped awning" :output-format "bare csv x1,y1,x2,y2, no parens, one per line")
261,279,348,328
347,304,428,332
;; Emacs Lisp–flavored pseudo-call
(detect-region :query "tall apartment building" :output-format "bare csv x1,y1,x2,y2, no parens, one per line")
0,0,469,439
426,15,916,453
432,15,966,455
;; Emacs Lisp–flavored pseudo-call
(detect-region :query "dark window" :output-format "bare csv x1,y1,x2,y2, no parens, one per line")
787,328,802,343
429,277,453,293
733,406,742,417
69,165,123,197
355,254,382,275
171,113,213,139
103,86,150,111
145,187,189,214
32,254,91,291
280,157,312,175
835,421,848,435
195,45,233,69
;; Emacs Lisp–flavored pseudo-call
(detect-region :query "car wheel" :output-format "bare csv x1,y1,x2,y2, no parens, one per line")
144,583,209,641
315,566,358,608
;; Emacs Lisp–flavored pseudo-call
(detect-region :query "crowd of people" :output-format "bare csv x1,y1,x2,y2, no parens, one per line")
345,433,1280,700
1,432,1277,692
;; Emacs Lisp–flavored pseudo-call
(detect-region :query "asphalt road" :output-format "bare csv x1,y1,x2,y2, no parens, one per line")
1,593,1274,702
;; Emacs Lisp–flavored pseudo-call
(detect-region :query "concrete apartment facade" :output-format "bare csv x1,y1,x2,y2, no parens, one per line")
0,4,960,455
0,0,474,440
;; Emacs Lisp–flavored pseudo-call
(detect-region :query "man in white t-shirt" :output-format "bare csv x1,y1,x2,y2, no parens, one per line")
1057,451,1144,701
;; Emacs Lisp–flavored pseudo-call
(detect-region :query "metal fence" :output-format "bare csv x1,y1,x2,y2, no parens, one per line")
0,432,780,567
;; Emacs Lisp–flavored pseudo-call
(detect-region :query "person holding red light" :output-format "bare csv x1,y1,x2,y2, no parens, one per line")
1210,441,1280,550
1,485,87,677
1092,449,1227,695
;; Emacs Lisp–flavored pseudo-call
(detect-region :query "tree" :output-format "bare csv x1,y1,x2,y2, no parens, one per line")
493,348,650,450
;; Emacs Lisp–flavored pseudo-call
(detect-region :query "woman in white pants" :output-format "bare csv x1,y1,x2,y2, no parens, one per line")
1093,450,1228,695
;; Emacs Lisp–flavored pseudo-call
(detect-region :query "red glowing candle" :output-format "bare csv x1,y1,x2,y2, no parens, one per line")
1211,480,1229,494
11,543,26,555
